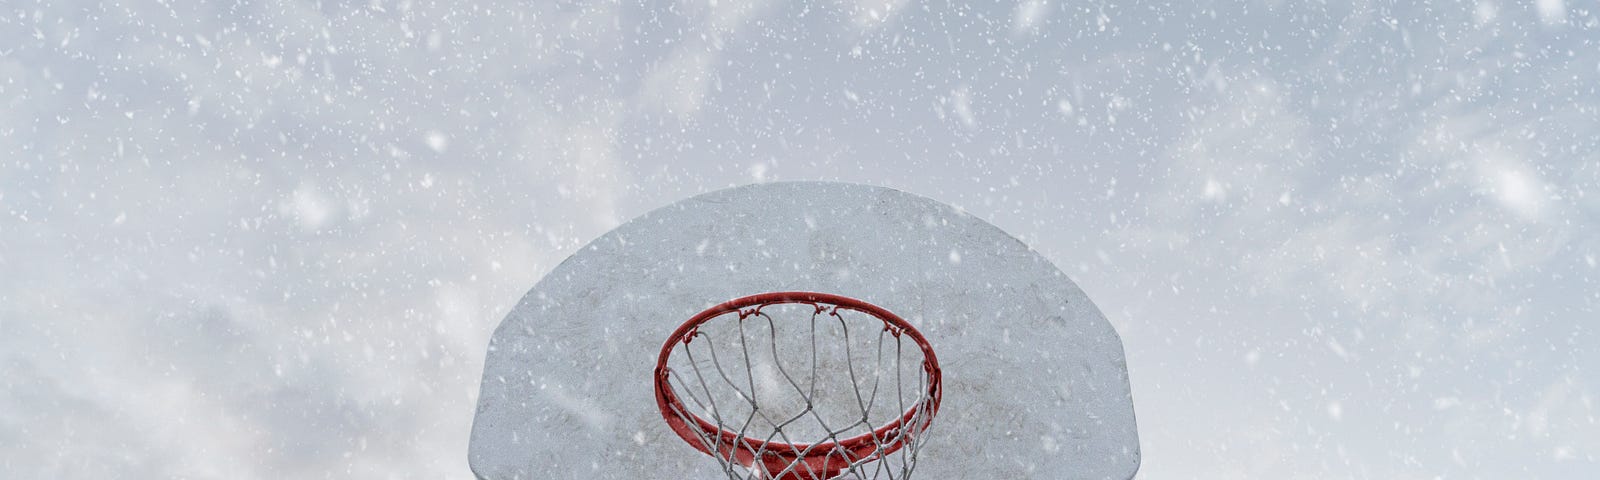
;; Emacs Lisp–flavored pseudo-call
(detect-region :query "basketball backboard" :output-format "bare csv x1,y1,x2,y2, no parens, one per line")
469,182,1139,479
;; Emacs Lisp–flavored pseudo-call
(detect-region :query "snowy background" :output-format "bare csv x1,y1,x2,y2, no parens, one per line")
3,0,1597,478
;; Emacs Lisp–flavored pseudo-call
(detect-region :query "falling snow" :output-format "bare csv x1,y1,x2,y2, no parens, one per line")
2,0,1597,479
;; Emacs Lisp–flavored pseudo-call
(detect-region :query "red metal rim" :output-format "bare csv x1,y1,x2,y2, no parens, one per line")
653,292,943,475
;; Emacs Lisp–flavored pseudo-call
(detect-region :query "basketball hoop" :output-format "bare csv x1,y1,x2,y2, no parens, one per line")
653,292,943,480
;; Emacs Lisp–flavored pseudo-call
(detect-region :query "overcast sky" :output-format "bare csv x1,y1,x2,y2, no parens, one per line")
3,0,1597,478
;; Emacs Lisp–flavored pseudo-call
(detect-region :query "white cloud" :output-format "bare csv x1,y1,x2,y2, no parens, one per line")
639,48,717,120
637,0,775,120
1536,0,1567,25
425,130,450,153
949,86,977,128
1474,1,1499,24
1476,156,1549,222
843,0,912,28
286,182,337,231
1012,0,1051,35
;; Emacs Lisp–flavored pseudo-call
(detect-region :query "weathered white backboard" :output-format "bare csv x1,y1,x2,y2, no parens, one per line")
470,182,1139,479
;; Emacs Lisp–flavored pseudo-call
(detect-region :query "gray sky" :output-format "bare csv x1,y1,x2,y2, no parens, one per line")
3,0,1597,478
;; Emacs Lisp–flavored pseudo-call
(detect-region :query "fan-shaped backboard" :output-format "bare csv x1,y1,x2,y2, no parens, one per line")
469,182,1139,479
